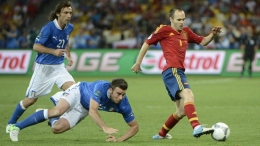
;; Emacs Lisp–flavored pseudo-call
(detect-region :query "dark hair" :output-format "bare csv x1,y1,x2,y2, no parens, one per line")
48,1,72,21
169,8,183,19
111,78,128,90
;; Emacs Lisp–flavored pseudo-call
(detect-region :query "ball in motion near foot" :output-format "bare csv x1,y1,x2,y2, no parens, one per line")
211,122,230,141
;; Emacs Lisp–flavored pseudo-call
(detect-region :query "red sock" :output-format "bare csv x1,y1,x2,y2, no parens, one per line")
184,102,200,129
159,113,181,137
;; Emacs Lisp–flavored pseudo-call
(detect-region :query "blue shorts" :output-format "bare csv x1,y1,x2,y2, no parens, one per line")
162,68,190,101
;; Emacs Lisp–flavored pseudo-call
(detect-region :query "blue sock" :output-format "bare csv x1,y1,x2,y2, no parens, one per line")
15,110,47,130
8,102,26,124
49,117,60,127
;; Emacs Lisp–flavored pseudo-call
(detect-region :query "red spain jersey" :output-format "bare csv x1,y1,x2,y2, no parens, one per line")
146,25,203,71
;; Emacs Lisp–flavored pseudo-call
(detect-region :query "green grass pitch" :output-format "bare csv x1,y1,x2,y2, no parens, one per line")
0,75,259,146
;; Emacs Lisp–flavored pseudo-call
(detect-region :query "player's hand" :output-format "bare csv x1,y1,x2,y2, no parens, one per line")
103,127,118,134
53,49,65,57
131,63,142,74
67,58,73,66
212,26,222,35
106,135,117,142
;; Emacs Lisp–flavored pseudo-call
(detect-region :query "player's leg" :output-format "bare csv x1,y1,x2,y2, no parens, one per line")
248,56,254,77
240,55,247,77
6,64,56,133
178,88,214,137
55,63,75,91
9,98,71,142
153,99,185,140
9,83,80,142
50,103,88,134
152,68,185,140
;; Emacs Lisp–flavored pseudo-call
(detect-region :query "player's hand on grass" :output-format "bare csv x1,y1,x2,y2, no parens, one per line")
131,63,142,74
103,127,118,134
106,135,117,142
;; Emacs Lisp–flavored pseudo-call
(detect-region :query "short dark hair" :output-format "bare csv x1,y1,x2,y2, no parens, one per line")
169,8,183,19
111,78,128,90
48,1,72,21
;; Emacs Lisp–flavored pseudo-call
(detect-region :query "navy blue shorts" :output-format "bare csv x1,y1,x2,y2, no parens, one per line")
162,68,190,101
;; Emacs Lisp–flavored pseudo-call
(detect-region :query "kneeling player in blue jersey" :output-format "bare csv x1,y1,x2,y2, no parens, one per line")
8,78,139,142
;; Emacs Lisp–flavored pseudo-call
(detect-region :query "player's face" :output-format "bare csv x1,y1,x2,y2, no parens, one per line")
57,7,72,26
170,11,185,31
110,87,126,104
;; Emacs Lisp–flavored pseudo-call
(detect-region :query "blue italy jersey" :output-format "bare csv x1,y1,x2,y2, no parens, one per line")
34,19,74,64
79,81,135,123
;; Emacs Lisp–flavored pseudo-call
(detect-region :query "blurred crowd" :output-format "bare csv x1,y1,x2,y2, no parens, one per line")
0,0,49,49
0,0,259,50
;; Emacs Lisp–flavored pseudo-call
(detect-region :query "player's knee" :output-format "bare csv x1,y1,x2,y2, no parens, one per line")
22,98,38,107
51,124,64,134
61,81,74,91
176,111,186,118
49,108,63,117
51,121,70,134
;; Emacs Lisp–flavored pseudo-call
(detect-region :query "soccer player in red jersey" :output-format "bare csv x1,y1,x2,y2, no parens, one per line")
131,8,222,139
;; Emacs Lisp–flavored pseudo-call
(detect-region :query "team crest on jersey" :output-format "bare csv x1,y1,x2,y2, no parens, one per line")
181,31,187,39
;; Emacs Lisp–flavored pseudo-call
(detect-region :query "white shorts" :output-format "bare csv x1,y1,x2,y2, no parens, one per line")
60,83,89,128
26,63,75,98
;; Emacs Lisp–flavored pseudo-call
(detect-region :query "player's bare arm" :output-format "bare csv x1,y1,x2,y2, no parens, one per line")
65,44,73,66
33,43,65,56
106,119,139,142
131,42,150,74
200,26,222,46
89,98,118,134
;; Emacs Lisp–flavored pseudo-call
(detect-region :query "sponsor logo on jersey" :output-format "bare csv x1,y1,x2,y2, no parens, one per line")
53,36,57,40
147,34,152,39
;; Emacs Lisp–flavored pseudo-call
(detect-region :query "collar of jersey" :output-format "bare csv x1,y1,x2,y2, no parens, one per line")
53,19,66,30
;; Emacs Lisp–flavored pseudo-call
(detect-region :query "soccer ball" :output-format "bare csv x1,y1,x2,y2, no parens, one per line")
211,122,230,141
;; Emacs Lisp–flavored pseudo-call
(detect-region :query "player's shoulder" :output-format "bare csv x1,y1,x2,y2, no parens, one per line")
66,23,74,30
121,96,131,106
154,24,171,33
41,21,54,29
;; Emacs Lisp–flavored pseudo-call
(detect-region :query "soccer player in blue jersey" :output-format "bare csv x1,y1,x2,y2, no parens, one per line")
6,1,75,133
8,78,139,142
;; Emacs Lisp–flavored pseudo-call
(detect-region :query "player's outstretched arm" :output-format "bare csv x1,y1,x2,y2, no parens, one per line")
131,42,150,74
200,26,222,46
89,99,118,134
106,119,139,142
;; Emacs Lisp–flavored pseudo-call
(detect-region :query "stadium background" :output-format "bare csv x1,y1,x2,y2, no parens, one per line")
0,1,260,146
0,0,260,77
